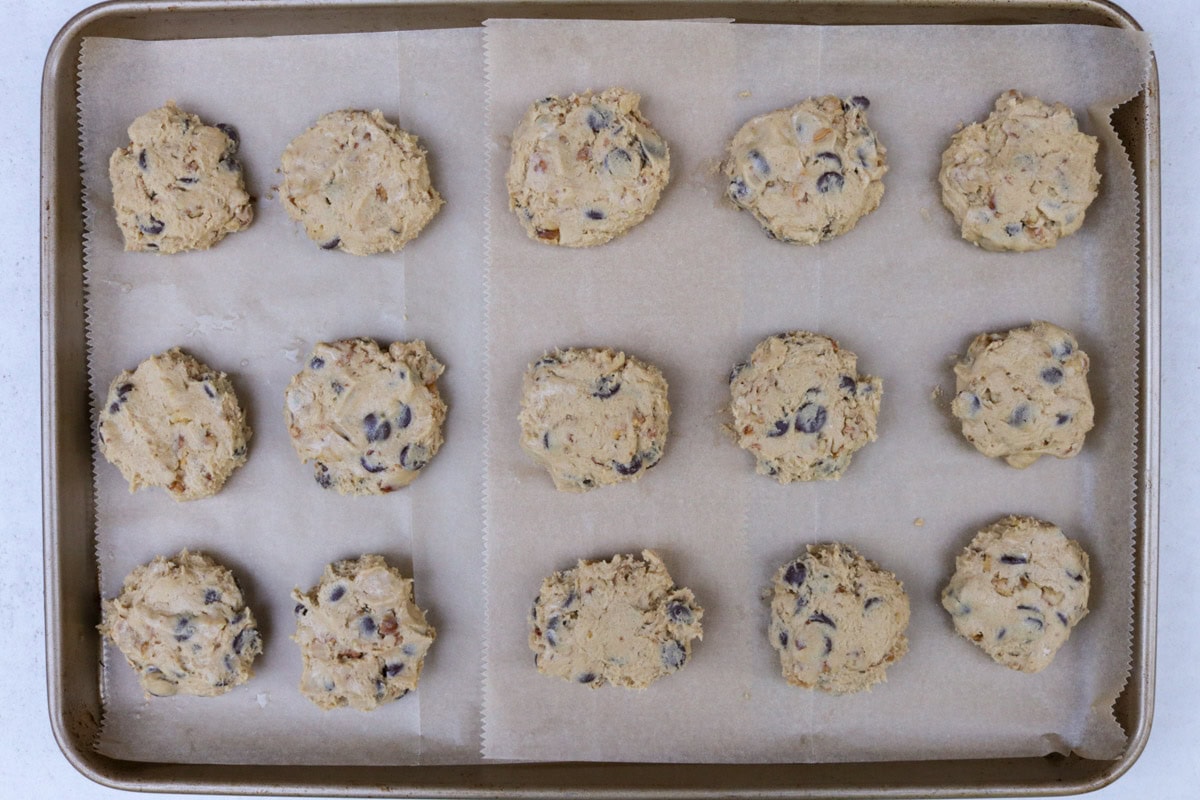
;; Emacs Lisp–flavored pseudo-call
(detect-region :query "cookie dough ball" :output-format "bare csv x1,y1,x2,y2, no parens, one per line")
292,555,436,710
518,347,670,492
529,550,703,689
109,101,253,253
939,91,1100,251
769,544,909,693
97,347,251,501
284,339,447,495
941,515,1090,673
100,550,262,697
506,87,670,247
280,110,443,255
729,332,882,482
951,321,1094,468
723,95,887,244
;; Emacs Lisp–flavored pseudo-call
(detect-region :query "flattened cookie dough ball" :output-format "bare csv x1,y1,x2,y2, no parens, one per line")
518,347,670,492
293,555,436,710
280,110,443,255
941,515,1090,673
729,332,881,482
506,87,670,247
951,321,1094,468
940,90,1100,251
97,347,251,501
769,544,909,693
284,338,447,494
109,101,253,253
100,550,263,697
529,550,703,689
723,95,887,244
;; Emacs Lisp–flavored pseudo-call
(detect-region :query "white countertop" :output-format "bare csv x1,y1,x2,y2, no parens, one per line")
4,1,1196,797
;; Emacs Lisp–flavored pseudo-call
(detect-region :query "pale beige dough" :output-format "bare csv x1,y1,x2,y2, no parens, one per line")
280,110,443,255
284,339,447,495
97,347,251,501
728,332,881,482
109,101,253,253
950,321,1094,468
529,550,703,689
518,347,670,492
506,87,670,247
941,515,1090,673
100,550,262,698
292,555,436,710
769,543,909,694
939,90,1100,251
723,95,887,244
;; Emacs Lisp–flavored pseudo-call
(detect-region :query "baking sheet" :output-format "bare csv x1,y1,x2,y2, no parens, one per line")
481,20,1150,763
80,29,486,765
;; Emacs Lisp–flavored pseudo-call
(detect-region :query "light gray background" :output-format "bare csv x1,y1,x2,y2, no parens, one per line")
3,0,1195,796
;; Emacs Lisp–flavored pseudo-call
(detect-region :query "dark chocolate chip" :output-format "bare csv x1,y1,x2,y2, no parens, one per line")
808,612,836,629
1056,412,1073,426
314,462,333,489
783,561,807,588
137,149,148,170
815,151,843,169
363,413,392,443
310,356,325,369
321,237,341,250
328,585,346,602
1008,403,1032,428
839,375,856,394
603,148,633,175
592,374,621,399
747,149,770,176
203,383,215,399
1017,604,1041,613
639,134,667,160
850,96,870,109
393,404,412,430
728,362,748,384
173,616,195,642
1066,570,1085,583
562,591,577,609
997,627,1007,640
1000,555,1029,565
766,419,790,437
204,589,220,605
794,403,827,434
108,402,120,414
816,172,845,193
613,455,642,476
139,215,165,235
586,107,611,132
402,643,418,656
215,122,239,147
728,178,751,203
823,635,833,655
964,393,982,416
666,601,694,625
294,603,307,616
1041,366,1064,385
399,444,428,471
584,208,606,220
1051,341,1074,359
544,627,558,647
360,455,387,474
232,628,258,655
1057,611,1070,626
117,383,134,401
864,597,882,610
360,616,377,637
577,672,597,684
384,662,405,678
1005,222,1024,236
778,630,789,648
331,381,344,395
661,640,687,670
541,431,550,449
178,175,198,185
1025,616,1044,630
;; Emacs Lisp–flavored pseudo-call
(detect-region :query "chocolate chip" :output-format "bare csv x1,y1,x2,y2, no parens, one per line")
592,374,621,399
1066,570,1085,583
823,635,833,655
116,383,133,401
815,151,843,170
294,603,307,616
728,362,748,383
402,643,418,656
728,178,751,203
1051,340,1074,359
661,640,687,670
544,627,558,647
997,628,1007,640
137,149,148,170
173,616,195,642
864,597,882,610
204,589,220,605
360,455,387,474
586,107,611,132
1017,604,1041,613
1041,366,1064,385
783,561,807,588
839,375,856,394
778,630,789,648
577,672,597,684
203,383,215,399
310,357,325,370
1000,555,1028,565
816,172,845,193
400,444,428,471
1057,612,1070,626
541,431,550,449
584,209,606,220
613,455,642,476
314,462,333,489
794,403,827,434
331,381,344,395
1005,222,1024,236
603,148,633,176
1056,412,1073,426
232,628,258,655
108,402,120,414
1024,616,1044,630
639,134,667,160
321,237,341,250
766,419,790,437
178,175,198,185
139,215,165,235
363,413,392,443
850,96,870,109
215,123,239,147
328,585,346,602
360,616,377,637
808,612,836,628
384,662,405,678
962,392,982,417
1008,403,1032,428
747,149,770,176
666,602,694,625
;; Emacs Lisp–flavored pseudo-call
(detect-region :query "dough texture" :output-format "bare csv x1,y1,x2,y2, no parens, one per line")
285,339,447,495
518,347,670,492
280,110,443,255
529,550,703,689
939,90,1100,251
109,101,253,253
951,321,1094,468
769,544,909,693
292,555,436,710
723,95,887,244
100,550,262,697
506,87,670,247
729,332,882,482
97,347,251,501
942,515,1090,673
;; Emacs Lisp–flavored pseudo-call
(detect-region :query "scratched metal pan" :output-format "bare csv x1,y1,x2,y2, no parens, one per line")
41,0,1159,795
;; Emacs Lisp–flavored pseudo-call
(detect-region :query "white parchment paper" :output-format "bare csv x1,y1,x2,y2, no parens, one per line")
481,20,1150,763
81,30,486,765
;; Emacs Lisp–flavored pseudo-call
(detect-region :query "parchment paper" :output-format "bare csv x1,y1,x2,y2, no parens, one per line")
481,20,1150,763
81,30,486,765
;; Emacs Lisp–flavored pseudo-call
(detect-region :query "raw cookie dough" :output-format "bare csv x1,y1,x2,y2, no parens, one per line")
529,550,703,689
769,543,909,693
284,338,447,494
950,321,1094,468
728,332,882,482
292,554,436,710
100,550,262,698
518,347,670,492
939,90,1100,251
941,515,1090,673
506,87,670,247
97,347,251,501
280,110,443,255
722,95,887,244
109,101,253,253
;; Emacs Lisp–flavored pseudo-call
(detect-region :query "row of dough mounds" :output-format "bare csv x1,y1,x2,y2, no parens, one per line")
108,88,1099,255
96,321,1093,503
101,515,1090,705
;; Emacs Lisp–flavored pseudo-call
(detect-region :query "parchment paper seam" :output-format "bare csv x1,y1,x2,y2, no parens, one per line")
479,21,496,759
